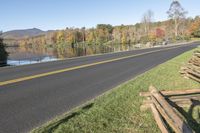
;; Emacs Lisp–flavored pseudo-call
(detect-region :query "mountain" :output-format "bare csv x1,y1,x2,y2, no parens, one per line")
1,28,45,39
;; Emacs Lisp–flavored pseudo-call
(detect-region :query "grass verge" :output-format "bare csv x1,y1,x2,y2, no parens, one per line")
32,48,200,133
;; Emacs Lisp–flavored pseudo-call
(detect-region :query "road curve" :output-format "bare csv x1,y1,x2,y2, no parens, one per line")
0,43,199,133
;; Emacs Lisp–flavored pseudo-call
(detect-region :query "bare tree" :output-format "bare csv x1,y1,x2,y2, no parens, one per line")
167,0,187,37
142,10,154,35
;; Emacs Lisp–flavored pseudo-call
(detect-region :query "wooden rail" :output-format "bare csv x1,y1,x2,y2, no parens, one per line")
180,50,200,83
140,86,200,133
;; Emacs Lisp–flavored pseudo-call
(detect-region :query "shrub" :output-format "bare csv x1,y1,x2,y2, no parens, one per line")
0,35,8,66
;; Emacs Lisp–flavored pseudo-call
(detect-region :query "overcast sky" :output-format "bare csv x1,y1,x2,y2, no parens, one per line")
1,0,199,31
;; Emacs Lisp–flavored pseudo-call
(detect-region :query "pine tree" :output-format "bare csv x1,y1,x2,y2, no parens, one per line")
0,32,8,66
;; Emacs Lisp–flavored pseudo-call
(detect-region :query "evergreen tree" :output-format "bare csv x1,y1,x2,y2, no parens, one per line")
0,32,8,66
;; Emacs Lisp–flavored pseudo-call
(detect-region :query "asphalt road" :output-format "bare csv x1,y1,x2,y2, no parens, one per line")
0,43,199,133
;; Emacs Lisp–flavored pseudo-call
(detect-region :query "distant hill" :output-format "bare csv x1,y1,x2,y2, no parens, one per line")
1,28,45,39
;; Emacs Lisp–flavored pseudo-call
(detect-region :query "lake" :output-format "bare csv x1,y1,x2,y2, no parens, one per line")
6,44,139,66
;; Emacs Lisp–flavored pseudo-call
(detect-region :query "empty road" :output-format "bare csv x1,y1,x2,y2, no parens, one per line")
0,42,199,133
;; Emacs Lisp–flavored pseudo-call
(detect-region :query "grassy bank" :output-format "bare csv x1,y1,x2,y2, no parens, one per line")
32,48,200,133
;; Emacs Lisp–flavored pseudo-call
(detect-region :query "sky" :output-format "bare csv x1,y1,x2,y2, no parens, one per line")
1,0,200,32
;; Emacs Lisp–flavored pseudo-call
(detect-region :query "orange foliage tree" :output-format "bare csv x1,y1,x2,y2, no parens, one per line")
156,28,165,39
189,18,200,37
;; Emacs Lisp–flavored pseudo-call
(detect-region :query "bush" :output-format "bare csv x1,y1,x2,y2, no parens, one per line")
0,35,8,66
140,35,149,44
183,36,191,41
192,30,200,38
176,35,183,41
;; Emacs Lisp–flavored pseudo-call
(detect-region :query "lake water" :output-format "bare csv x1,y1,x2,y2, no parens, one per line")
6,44,139,66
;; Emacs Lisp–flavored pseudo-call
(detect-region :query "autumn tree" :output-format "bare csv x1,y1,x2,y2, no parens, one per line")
96,24,113,44
45,32,57,45
81,27,86,43
74,29,84,43
156,28,165,39
65,29,76,48
86,28,96,45
149,32,156,44
189,16,200,37
112,26,121,44
56,30,65,44
165,19,175,39
97,24,113,34
167,0,187,37
121,31,127,44
0,32,8,66
126,26,135,44
134,23,143,43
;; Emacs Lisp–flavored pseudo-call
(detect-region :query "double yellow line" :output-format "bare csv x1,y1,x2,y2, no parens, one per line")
0,45,186,86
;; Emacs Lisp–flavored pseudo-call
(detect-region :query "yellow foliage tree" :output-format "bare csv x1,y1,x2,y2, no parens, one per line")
56,31,65,44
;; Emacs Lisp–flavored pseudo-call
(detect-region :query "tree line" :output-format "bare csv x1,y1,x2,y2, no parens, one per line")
15,1,199,49
1,0,200,66
0,32,8,66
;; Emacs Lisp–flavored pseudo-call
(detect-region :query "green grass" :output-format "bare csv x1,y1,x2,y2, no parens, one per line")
191,38,200,41
32,48,200,133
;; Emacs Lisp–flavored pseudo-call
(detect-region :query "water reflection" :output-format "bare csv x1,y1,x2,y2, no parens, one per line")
8,57,57,66
6,44,137,66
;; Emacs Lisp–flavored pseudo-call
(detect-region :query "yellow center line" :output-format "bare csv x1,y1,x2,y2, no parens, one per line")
0,45,186,86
